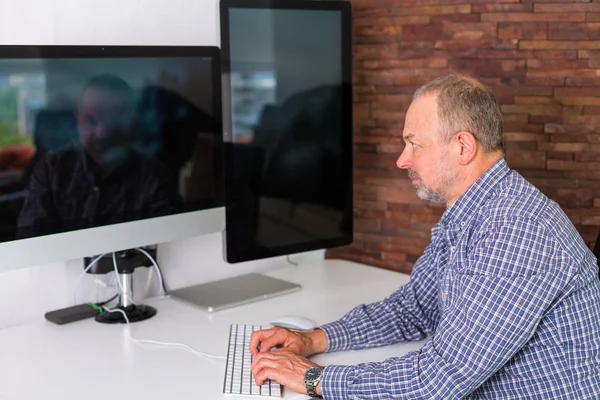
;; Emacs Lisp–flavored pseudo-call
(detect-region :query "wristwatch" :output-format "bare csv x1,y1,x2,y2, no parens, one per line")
304,365,324,399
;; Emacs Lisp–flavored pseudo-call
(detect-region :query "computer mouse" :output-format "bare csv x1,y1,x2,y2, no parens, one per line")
270,315,317,331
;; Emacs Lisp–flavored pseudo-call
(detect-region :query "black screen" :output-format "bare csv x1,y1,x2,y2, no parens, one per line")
0,46,223,242
221,1,353,262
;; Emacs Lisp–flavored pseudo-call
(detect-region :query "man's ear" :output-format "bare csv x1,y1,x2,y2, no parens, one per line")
455,131,477,165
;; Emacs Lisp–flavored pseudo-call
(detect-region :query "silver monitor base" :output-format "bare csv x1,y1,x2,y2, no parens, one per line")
168,273,302,312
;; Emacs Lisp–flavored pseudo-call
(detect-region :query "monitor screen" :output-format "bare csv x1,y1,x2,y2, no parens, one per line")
220,0,353,262
0,46,224,271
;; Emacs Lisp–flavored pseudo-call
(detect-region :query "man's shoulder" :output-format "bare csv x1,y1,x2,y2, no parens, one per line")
479,170,550,222
476,171,590,260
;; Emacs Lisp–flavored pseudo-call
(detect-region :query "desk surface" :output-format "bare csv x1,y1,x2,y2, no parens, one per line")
0,259,426,400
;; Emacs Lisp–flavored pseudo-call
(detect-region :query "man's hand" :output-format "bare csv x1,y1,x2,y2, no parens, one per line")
251,349,322,396
249,326,327,358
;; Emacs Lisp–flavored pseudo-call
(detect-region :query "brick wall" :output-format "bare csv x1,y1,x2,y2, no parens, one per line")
326,0,600,274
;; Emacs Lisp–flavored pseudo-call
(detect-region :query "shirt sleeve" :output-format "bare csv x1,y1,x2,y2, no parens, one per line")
321,217,573,399
319,240,440,353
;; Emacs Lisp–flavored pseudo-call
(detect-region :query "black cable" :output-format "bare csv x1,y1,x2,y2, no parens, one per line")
96,294,118,306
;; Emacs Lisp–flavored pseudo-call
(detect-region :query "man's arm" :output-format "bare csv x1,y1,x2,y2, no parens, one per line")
321,218,572,399
319,241,440,353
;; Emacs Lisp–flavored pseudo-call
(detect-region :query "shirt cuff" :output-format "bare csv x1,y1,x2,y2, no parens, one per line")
317,320,352,352
321,365,353,400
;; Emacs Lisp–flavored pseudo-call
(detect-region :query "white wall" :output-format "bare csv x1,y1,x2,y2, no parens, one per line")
0,0,324,330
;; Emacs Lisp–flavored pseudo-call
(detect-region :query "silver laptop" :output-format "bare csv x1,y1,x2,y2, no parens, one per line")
169,273,302,312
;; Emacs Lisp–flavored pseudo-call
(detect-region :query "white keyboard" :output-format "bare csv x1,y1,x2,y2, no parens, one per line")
223,324,283,397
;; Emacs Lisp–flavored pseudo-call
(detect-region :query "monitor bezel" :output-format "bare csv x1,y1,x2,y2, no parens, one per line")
0,45,225,272
220,0,354,263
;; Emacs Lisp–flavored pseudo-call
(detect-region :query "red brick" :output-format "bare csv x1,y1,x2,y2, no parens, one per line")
362,58,448,69
566,76,600,86
482,13,586,22
449,59,525,78
547,151,574,161
354,8,393,18
527,59,589,69
578,50,600,67
499,22,548,40
538,142,590,152
394,5,472,16
401,23,444,41
504,132,547,142
478,49,534,59
436,39,518,49
472,3,533,13
554,87,600,97
442,22,497,40
514,96,555,104
520,40,600,49
588,13,600,22
352,0,415,7
533,50,578,60
506,150,547,169
354,44,400,60
576,152,600,162
501,103,563,115
430,13,481,23
547,160,597,170
584,106,600,115
548,22,600,40
377,187,423,204
534,3,600,12
355,218,382,233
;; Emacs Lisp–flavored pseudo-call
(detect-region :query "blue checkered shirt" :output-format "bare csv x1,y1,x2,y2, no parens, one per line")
319,158,600,399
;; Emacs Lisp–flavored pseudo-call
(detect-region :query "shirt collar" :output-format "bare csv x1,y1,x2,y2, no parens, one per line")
439,157,511,227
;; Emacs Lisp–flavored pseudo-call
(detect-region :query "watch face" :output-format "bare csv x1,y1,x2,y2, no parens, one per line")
305,366,322,381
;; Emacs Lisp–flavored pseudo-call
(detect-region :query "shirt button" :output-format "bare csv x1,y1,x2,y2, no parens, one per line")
442,291,447,301
450,246,456,252
460,222,466,227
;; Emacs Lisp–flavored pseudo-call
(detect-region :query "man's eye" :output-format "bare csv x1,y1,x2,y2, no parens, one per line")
410,142,417,148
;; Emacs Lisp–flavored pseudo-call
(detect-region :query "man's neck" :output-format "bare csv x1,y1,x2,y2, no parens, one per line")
445,152,503,208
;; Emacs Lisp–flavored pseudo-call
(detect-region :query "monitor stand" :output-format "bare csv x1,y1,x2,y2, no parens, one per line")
168,273,301,312
95,270,157,323
84,250,158,324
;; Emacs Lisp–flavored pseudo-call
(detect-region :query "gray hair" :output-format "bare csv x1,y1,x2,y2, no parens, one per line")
413,74,503,153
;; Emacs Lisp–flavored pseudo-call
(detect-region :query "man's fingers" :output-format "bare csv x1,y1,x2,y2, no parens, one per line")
254,367,280,387
251,351,280,377
258,329,287,353
249,328,276,356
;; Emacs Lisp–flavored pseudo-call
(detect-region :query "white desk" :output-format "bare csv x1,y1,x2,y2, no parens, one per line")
0,259,427,400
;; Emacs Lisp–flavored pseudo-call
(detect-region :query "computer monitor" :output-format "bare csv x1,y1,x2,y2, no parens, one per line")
0,45,224,274
220,0,353,263
166,0,352,313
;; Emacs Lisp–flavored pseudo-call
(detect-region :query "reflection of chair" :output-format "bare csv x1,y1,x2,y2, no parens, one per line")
254,85,346,209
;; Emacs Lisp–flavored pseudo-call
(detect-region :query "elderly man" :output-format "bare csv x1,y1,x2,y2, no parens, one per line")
249,74,600,399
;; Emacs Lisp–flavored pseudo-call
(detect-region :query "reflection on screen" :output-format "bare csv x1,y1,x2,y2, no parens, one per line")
225,8,351,259
0,57,221,242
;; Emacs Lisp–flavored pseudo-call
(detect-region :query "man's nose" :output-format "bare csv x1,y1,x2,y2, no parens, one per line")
396,146,411,170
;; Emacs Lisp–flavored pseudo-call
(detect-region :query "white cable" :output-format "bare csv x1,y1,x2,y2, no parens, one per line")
74,253,106,305
135,247,167,296
112,252,136,306
102,306,226,360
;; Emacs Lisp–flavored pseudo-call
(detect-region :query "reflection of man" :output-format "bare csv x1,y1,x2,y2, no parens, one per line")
249,75,600,398
17,74,182,238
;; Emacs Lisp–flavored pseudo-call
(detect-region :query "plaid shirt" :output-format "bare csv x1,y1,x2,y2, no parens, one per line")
319,158,600,399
